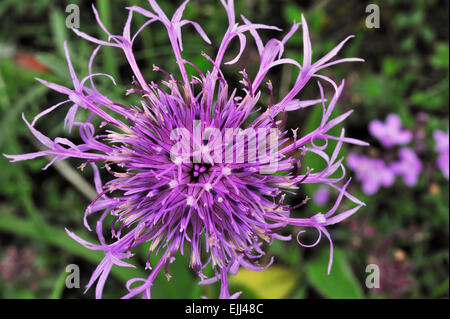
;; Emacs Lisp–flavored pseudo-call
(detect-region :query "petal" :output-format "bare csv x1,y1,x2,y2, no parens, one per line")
301,14,312,68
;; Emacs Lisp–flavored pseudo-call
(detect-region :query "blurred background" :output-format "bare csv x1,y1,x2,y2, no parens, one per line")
0,0,448,299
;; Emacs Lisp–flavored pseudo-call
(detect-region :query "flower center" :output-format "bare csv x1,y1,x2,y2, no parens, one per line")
189,163,211,182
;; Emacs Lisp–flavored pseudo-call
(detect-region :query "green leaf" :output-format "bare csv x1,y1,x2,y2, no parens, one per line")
283,4,302,23
14,288,35,299
309,7,325,33
96,0,119,80
0,84,48,148
431,43,449,69
146,251,196,298
431,277,449,298
382,56,403,76
230,266,298,298
36,53,71,82
282,5,303,45
49,269,67,299
50,8,68,57
0,68,10,108
411,78,449,110
305,249,364,298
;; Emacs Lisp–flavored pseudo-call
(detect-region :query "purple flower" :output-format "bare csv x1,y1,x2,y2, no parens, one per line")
390,148,422,186
313,186,330,206
347,153,395,194
369,114,412,148
4,0,366,299
434,130,449,180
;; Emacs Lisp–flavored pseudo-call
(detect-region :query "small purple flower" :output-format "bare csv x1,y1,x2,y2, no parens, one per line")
434,130,449,180
390,148,422,186
4,0,367,298
347,153,395,194
313,186,330,206
369,114,412,148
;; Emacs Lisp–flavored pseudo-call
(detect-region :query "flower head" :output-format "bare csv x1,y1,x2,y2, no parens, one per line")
390,148,422,186
369,114,412,148
434,129,449,180
313,186,330,206
347,153,395,194
4,0,366,298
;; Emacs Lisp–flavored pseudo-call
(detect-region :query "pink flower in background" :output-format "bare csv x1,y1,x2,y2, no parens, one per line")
369,114,412,148
434,130,449,180
390,148,422,186
347,153,395,194
313,186,330,206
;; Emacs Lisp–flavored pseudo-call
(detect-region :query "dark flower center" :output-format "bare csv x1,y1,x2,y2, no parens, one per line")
189,163,211,182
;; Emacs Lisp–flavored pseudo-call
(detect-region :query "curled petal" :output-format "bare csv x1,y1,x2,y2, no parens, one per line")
296,228,322,248
225,32,246,65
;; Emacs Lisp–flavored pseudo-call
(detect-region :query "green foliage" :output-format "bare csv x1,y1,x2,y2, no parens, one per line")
305,249,364,298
